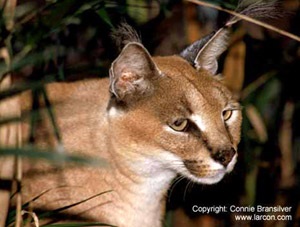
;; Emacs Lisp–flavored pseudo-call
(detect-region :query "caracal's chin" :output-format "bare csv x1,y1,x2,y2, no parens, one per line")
171,154,238,185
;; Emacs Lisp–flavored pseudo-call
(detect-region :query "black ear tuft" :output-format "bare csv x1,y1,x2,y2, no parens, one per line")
111,23,142,52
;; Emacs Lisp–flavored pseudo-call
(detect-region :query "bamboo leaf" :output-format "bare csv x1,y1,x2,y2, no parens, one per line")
0,75,56,101
37,190,112,220
97,7,114,28
7,189,113,226
0,146,108,167
0,115,22,125
7,186,73,225
41,86,62,143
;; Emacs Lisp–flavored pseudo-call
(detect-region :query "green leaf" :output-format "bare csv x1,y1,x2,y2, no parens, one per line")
40,86,62,142
97,8,114,28
0,75,56,101
8,189,113,226
0,146,108,167
37,190,112,220
0,46,66,78
0,115,22,125
7,187,68,225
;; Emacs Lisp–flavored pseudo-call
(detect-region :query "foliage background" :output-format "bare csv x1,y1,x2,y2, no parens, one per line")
0,0,299,226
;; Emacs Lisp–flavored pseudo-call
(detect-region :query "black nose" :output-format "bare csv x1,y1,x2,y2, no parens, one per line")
212,148,236,167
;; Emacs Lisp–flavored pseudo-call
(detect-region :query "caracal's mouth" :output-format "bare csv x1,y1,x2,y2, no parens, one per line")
160,151,238,185
181,154,238,185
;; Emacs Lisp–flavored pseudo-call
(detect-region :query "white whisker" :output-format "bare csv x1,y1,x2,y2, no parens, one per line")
183,180,194,202
168,175,186,203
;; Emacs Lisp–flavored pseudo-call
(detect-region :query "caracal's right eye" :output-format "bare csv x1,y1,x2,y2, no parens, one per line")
222,109,233,121
169,119,189,132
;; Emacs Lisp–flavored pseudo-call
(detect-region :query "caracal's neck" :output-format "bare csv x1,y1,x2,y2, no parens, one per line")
104,126,176,227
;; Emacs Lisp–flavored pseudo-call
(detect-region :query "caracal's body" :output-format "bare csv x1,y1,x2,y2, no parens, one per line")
21,24,242,227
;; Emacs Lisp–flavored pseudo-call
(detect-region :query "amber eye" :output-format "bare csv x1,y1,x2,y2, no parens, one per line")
222,110,233,121
170,119,189,132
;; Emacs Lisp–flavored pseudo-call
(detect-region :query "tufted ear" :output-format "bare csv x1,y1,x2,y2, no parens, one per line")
194,27,230,74
180,1,278,75
180,27,230,75
109,42,161,104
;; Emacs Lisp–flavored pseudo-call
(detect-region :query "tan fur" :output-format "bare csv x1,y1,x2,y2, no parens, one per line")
20,49,242,226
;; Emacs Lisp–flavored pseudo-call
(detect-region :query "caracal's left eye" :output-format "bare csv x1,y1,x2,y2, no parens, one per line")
222,110,233,121
170,118,189,132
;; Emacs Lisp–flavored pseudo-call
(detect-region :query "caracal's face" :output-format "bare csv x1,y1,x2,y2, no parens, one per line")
108,55,242,184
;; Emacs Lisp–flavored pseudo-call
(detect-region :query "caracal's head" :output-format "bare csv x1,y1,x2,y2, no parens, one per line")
107,24,242,184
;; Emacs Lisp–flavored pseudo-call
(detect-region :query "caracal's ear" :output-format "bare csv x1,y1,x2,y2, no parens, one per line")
109,42,161,103
180,1,278,75
180,24,231,75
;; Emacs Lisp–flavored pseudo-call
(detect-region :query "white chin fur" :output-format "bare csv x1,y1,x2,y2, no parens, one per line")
188,155,237,184
182,160,226,185
188,154,238,184
185,170,226,185
159,151,237,185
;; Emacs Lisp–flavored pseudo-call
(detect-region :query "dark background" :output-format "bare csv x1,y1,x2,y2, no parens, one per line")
1,0,299,226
